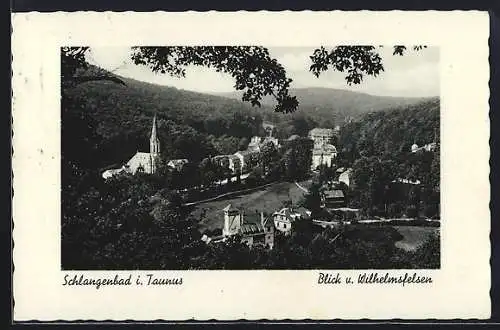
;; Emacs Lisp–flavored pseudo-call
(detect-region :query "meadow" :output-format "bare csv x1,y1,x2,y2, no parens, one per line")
393,226,440,251
189,180,311,233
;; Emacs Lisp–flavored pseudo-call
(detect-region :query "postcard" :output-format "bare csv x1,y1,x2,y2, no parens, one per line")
11,11,491,321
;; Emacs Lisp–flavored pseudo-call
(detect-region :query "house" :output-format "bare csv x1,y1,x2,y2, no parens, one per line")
167,159,189,171
392,178,421,185
248,136,280,152
221,204,275,249
262,122,275,137
247,136,262,152
262,136,279,148
411,142,437,153
311,144,337,170
322,189,346,209
272,207,308,234
338,168,353,187
424,142,437,151
228,155,242,174
336,167,346,174
101,115,160,179
308,128,335,148
233,149,258,172
102,166,126,180
213,155,230,167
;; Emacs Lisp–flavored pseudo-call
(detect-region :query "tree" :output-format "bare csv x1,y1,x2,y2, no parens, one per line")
300,182,323,217
413,232,440,269
259,141,280,177
282,137,313,181
238,137,249,151
61,47,126,90
310,45,427,85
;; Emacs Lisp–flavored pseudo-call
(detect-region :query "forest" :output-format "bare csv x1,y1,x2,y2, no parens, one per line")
63,65,431,170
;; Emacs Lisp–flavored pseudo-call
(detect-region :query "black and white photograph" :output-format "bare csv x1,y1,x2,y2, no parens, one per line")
61,45,441,270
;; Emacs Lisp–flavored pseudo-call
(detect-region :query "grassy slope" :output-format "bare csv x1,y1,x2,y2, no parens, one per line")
393,226,439,251
190,180,311,232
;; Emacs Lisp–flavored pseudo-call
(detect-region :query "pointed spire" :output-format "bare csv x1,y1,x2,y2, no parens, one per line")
151,113,158,140
150,113,160,158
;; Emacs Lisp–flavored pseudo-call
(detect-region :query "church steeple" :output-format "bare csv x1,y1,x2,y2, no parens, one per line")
150,114,160,154
150,114,160,173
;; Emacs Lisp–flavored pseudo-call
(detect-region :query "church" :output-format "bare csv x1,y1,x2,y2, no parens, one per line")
102,115,161,179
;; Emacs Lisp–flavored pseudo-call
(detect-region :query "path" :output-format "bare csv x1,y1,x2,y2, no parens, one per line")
183,181,278,207
294,181,309,193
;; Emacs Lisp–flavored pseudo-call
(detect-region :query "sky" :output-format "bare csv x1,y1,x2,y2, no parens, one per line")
86,46,440,98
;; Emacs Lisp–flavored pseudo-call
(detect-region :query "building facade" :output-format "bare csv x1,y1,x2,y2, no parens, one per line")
338,168,352,187
322,189,346,209
309,128,338,170
272,207,309,234
311,144,338,169
167,159,189,171
308,128,335,148
411,142,437,153
102,115,161,179
222,204,275,249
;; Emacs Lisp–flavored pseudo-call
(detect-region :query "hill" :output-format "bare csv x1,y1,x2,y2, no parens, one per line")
62,67,439,170
216,87,436,126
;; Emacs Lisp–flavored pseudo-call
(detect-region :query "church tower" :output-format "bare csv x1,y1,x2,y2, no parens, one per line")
222,204,242,236
149,114,160,173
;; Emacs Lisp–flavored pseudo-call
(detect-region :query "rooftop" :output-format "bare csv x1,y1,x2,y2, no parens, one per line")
127,152,153,164
324,190,345,199
168,158,189,165
240,223,266,235
309,128,335,135
235,149,258,157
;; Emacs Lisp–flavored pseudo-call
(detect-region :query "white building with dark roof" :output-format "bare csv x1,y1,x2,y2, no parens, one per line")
167,158,189,171
102,115,161,179
272,207,309,234
411,142,437,153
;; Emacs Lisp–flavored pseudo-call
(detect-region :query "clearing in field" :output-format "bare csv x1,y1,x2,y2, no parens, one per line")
190,180,311,233
393,226,439,251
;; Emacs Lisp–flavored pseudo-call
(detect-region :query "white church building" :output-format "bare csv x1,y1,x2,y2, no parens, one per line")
102,115,161,179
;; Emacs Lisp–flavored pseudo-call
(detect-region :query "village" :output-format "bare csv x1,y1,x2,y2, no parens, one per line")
100,115,439,252
59,46,442,271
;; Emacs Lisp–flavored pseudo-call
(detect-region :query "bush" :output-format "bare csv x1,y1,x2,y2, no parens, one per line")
405,205,418,218
387,202,404,218
423,204,439,218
